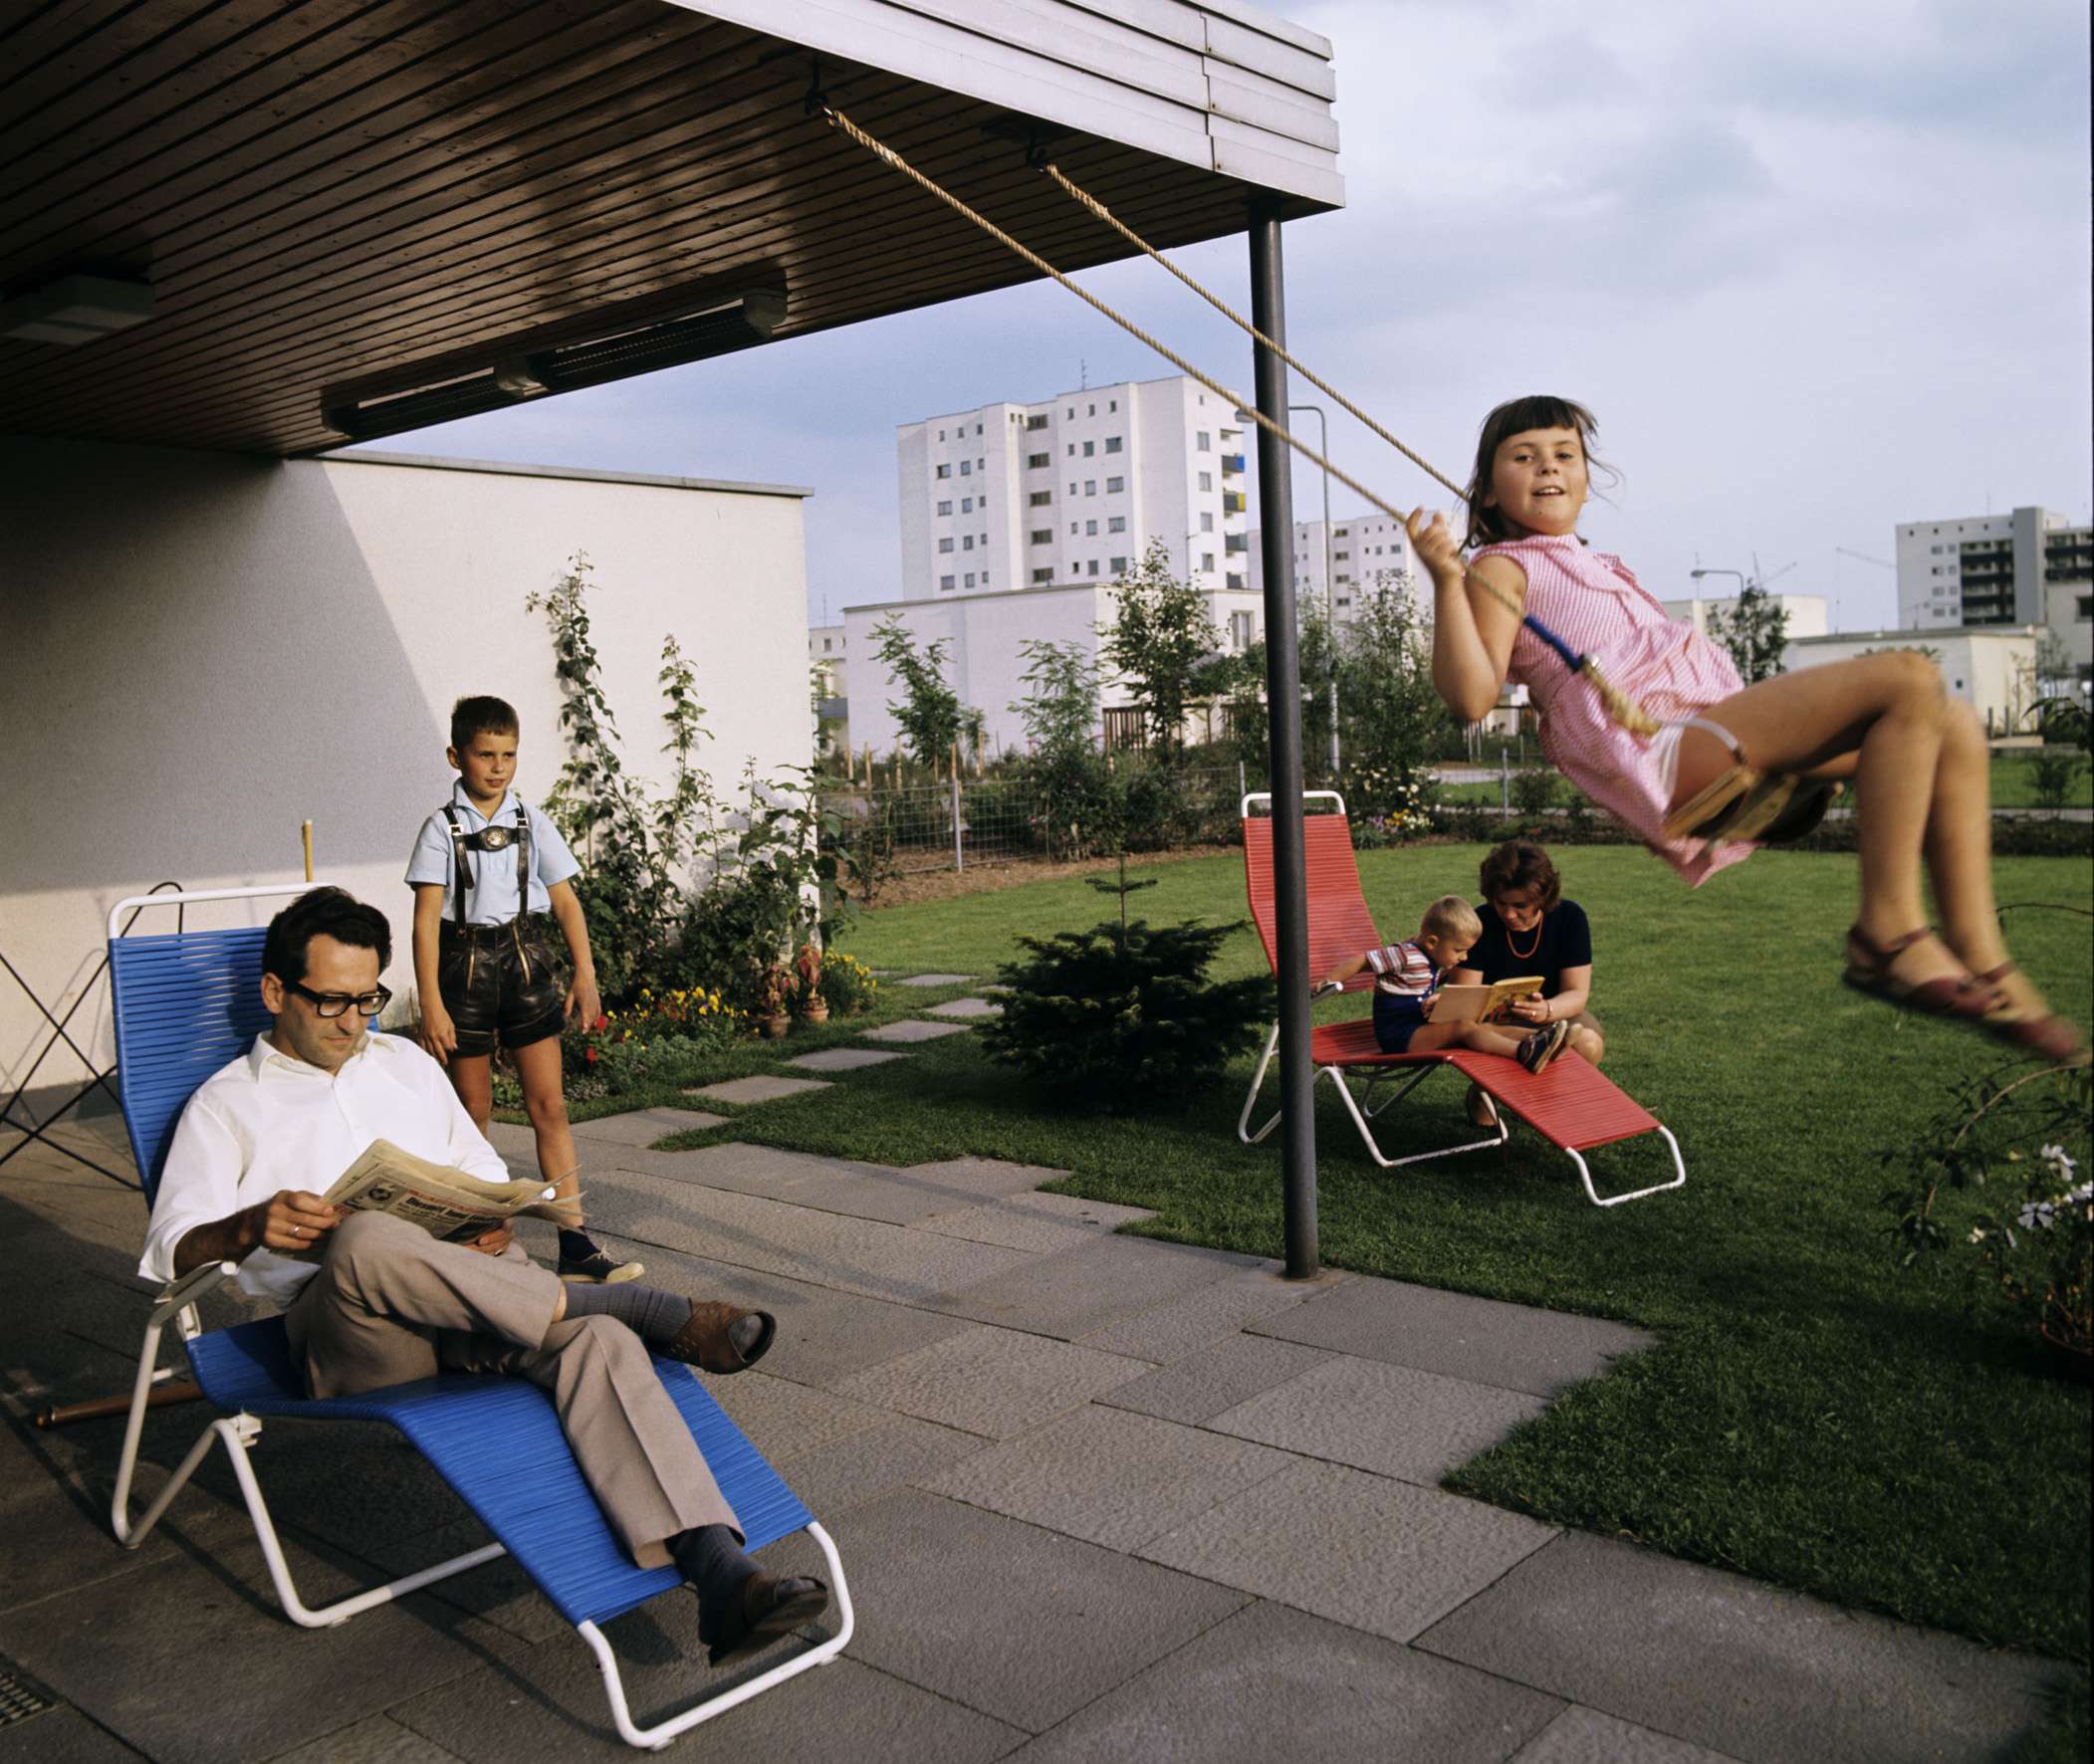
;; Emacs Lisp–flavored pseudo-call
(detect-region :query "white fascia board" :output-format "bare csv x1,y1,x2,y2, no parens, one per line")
1192,0,1329,59
1207,112,1344,206
1203,12,1334,100
1204,61,1338,152
876,0,1209,108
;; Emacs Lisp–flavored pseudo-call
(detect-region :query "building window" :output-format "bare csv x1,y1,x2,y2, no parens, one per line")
2079,594,2092,619
1201,552,1215,572
1067,406,1075,418
1087,559,1100,576
1104,436,1122,453
1067,444,1075,457
1108,516,1126,533
1109,399,1117,411
1198,471,1213,491
1028,452,1049,468
1200,513,1214,532
937,428,946,441
940,573,955,589
959,460,970,476
1033,567,1053,583
977,458,984,470
1068,482,1077,496
1030,490,1052,506
1334,551,1349,559
938,538,954,553
975,423,983,435
961,496,974,513
1068,522,1078,535
1085,520,1098,536
1032,529,1052,545
1110,555,1127,572
1084,480,1096,496
962,535,974,551
821,638,832,652
1105,476,1124,493
935,464,951,479
936,500,952,515
1230,611,1253,648
1082,440,1095,457
1196,431,1211,450
1027,414,1047,430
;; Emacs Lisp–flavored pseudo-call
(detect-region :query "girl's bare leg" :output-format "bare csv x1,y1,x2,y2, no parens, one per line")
447,1053,495,1130
1670,652,1967,992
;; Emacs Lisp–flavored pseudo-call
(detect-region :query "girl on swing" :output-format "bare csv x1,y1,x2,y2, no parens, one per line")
1409,394,2085,1064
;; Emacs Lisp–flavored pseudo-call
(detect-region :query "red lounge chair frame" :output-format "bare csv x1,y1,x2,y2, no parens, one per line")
1239,793,1686,1207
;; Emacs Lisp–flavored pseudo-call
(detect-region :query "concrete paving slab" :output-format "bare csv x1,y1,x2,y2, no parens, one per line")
1098,1332,1336,1427
833,1326,1153,1438
928,1233,1263,1341
860,1018,971,1042
268,1713,472,1763
916,1191,1157,1254
1005,1599,1562,1764
1415,1531,2062,1764
1249,1273,1655,1398
926,1404,1299,1551
926,996,1002,1017
767,1414,991,1520
1138,1458,1556,1644
894,974,975,987
619,1141,1060,1227
0,1703,148,1764
826,1488,1248,1733
680,1075,833,1105
702,1370,895,1462
362,1517,570,1648
1076,1260,1347,1363
480,1121,537,1164
0,1529,525,1764
567,1106,727,1147
1204,1352,1549,1486
1512,1705,1745,1763
786,1047,910,1072
887,1156,1071,1199
574,1168,1039,1307
389,1553,1024,1764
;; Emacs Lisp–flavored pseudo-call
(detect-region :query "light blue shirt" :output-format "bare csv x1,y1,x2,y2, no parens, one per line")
405,784,581,924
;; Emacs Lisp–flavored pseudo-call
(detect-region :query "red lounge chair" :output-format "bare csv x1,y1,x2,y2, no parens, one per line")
1239,793,1685,1207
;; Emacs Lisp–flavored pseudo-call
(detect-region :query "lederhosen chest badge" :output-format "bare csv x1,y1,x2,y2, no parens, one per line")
440,802,534,929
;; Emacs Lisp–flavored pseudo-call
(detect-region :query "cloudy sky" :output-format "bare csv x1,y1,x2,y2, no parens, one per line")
364,0,2091,635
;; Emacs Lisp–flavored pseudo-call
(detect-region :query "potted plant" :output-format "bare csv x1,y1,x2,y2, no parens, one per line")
755,959,794,1038
794,942,828,1024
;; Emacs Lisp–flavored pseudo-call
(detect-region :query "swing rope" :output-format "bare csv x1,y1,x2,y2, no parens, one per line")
814,97,1660,739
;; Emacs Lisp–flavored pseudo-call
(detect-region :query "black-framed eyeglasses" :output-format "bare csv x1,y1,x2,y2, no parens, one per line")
288,981,393,1018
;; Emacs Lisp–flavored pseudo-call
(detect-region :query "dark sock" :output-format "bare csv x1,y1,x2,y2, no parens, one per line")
558,1227,600,1263
669,1524,755,1641
557,1281,689,1342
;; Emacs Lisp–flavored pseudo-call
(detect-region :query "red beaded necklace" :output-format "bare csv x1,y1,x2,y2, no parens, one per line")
1504,912,1543,961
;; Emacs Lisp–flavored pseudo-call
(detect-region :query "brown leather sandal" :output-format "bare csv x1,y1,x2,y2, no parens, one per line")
1974,963,2091,1064
1842,927,1996,1021
664,1302,777,1375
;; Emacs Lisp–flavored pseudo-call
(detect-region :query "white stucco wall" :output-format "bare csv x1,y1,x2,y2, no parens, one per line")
0,439,812,1098
1782,626,2041,733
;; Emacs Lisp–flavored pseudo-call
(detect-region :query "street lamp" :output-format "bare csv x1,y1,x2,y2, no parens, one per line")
1238,402,1338,776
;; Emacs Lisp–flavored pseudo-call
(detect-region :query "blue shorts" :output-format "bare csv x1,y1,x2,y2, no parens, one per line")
1372,999,1425,1054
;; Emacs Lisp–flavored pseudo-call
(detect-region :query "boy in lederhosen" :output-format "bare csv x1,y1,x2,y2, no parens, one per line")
406,695,639,1282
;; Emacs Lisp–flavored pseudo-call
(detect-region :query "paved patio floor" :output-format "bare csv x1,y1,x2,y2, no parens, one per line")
0,1109,2063,1763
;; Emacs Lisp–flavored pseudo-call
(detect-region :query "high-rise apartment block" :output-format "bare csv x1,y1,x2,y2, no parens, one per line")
895,376,1251,598
1246,515,1421,618
1897,506,2092,687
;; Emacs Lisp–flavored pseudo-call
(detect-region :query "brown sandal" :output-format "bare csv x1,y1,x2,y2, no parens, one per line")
1842,927,1996,1021
1973,963,2091,1064
664,1302,776,1375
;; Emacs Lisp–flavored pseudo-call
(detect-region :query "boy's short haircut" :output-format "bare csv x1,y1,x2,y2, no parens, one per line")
1420,894,1483,945
450,695,520,751
264,887,391,986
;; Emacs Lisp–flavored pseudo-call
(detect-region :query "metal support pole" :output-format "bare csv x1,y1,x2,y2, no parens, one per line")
952,772,964,872
1250,206,1317,1279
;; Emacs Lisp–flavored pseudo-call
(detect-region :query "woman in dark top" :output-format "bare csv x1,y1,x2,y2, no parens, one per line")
1447,840,1603,1125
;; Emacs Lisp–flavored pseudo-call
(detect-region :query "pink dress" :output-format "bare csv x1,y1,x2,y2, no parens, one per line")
1473,533,1752,886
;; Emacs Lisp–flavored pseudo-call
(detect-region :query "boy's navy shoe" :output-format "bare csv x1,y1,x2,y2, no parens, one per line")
1516,1019,1572,1076
559,1249,645,1284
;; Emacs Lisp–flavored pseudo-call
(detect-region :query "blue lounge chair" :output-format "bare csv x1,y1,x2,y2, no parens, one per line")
106,884,852,1749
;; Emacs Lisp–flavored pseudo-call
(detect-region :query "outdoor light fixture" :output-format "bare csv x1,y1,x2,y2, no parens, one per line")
0,273,153,345
321,280,787,442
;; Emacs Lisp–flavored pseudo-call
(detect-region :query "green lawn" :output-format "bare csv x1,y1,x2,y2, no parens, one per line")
629,841,2093,1673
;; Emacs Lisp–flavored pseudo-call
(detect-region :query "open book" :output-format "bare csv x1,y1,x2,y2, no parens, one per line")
1431,976,1545,1024
312,1140,581,1245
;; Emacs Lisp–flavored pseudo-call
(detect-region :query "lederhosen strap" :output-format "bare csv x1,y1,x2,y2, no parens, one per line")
441,803,533,930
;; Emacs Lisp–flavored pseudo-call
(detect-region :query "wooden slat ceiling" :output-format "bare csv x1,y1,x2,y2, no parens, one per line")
0,0,1332,457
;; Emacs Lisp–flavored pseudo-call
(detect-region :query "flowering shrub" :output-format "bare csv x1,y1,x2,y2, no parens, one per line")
560,988,743,1097
1883,1063,2093,1367
819,950,878,1015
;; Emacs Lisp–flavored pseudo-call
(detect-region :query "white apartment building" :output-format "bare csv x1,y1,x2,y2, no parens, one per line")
1246,515,1421,619
1784,626,2045,735
1898,506,2093,689
1658,593,1830,641
895,375,1252,599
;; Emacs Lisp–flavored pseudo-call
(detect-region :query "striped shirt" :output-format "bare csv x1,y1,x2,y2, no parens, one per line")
1475,533,1752,886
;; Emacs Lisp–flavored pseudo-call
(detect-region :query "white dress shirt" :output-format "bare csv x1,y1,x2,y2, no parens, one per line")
138,1031,513,1307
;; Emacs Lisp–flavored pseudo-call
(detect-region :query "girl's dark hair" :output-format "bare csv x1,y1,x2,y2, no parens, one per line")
264,887,392,987
1462,395,1614,550
1478,839,1561,914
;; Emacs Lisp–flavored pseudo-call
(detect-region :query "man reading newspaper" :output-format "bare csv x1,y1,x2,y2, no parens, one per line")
138,887,828,1665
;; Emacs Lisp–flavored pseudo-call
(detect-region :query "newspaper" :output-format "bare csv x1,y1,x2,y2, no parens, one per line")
1431,976,1545,1025
316,1139,581,1243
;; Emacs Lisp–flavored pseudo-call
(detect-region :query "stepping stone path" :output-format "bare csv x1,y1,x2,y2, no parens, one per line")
787,1048,911,1072
895,973,975,987
862,1018,973,1043
569,1106,726,1143
927,996,1001,1018
682,1075,832,1105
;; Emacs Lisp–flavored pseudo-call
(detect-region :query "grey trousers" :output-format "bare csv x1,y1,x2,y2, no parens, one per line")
283,1211,738,1568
